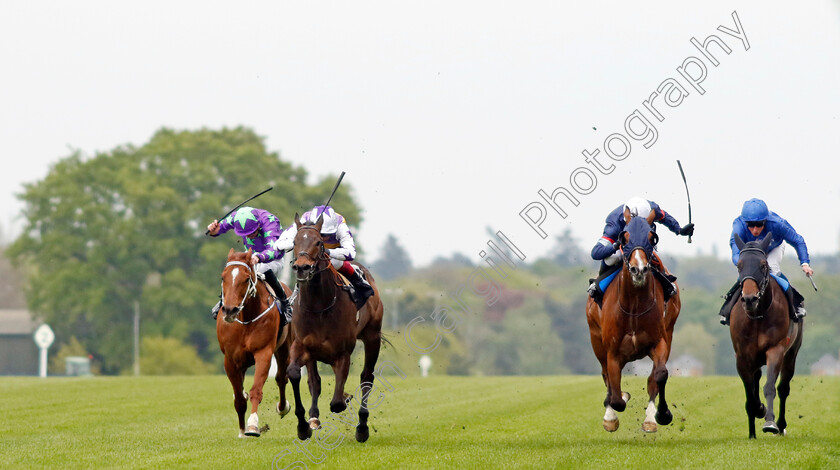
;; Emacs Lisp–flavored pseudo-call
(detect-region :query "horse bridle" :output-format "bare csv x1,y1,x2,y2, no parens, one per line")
738,246,770,304
291,225,332,281
222,260,276,325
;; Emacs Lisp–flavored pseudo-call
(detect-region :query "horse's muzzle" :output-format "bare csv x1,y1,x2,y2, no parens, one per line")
292,262,315,282
741,294,760,312
221,305,241,323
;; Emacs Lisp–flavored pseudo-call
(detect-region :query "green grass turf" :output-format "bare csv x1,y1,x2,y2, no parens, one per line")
1,374,838,469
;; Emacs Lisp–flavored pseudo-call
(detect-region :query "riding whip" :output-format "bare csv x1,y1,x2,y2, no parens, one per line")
807,273,818,292
322,171,346,208
205,186,273,235
676,160,692,244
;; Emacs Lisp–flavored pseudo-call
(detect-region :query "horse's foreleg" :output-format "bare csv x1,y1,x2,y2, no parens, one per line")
777,329,802,435
329,354,352,414
761,345,786,434
287,345,312,441
651,339,672,427
223,356,247,438
307,360,322,430
356,332,382,443
736,359,759,439
243,348,273,437
605,351,626,412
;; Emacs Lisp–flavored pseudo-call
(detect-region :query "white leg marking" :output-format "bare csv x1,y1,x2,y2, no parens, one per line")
645,400,657,423
247,412,259,428
604,405,618,422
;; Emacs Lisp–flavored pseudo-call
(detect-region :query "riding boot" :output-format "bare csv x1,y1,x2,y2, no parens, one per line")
790,285,806,322
211,290,222,320
347,269,375,309
719,280,740,325
264,270,292,325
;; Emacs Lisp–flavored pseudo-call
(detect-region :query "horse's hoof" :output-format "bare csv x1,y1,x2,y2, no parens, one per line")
244,425,261,437
603,419,619,432
277,400,291,418
355,424,370,443
642,421,658,433
309,417,321,430
297,425,313,441
330,400,347,414
655,410,673,426
756,403,766,419
762,421,780,434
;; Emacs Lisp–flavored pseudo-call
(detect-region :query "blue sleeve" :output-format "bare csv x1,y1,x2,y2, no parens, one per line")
730,219,745,266
591,211,621,260
650,201,681,235
774,217,810,265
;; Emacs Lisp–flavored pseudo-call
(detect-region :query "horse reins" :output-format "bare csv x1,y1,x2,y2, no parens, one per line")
222,260,277,325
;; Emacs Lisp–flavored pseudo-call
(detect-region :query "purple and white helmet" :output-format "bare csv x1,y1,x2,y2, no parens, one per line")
302,205,342,234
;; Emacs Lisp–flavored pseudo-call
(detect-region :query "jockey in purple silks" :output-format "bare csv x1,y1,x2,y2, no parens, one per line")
274,205,375,309
207,206,292,322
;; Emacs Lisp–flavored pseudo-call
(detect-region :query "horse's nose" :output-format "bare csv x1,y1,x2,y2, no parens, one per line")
641,265,649,275
629,265,639,275
741,294,758,307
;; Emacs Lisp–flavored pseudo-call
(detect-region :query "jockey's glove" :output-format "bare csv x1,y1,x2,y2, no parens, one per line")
679,223,695,236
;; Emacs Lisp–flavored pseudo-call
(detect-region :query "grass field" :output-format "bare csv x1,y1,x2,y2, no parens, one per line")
1,374,838,469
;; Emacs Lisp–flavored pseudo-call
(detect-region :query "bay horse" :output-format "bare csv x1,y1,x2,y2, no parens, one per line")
216,248,294,437
287,214,385,443
585,210,681,432
729,233,803,439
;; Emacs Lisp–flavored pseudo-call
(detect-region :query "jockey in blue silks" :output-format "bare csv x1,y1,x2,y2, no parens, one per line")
719,198,813,325
590,197,694,274
587,197,693,303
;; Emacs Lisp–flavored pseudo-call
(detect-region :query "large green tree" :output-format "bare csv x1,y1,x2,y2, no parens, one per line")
8,127,360,373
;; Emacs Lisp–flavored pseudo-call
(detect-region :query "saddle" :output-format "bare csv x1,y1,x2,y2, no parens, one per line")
332,264,371,310
588,261,677,309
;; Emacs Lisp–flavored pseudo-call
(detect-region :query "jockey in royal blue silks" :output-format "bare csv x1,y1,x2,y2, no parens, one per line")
718,198,813,325
587,197,693,305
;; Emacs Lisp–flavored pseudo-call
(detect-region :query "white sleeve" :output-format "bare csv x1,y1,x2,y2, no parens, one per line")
272,225,297,253
329,222,356,261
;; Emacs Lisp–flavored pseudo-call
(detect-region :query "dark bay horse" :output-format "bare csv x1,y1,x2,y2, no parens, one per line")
287,214,385,443
730,233,803,439
217,248,294,438
585,210,681,432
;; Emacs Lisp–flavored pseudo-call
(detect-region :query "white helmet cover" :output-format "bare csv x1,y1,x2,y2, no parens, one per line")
624,197,651,218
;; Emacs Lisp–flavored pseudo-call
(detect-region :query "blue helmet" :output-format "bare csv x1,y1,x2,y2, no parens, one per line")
741,198,769,222
232,207,260,236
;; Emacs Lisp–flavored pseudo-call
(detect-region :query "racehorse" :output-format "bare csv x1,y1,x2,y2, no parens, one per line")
585,210,681,432
287,214,385,442
216,248,294,437
729,233,803,439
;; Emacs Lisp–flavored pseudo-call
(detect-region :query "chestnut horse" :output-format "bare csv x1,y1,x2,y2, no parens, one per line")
730,233,803,439
287,214,385,442
586,211,681,432
216,248,294,437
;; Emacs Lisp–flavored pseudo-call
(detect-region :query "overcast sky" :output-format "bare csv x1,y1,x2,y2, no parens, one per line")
2,1,839,270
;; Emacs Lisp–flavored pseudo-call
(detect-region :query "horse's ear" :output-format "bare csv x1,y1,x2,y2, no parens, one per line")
227,247,235,259
734,233,745,250
314,213,324,232
760,233,774,252
623,207,632,224
618,230,628,246
649,231,659,246
645,209,656,226
294,212,301,229
246,248,253,261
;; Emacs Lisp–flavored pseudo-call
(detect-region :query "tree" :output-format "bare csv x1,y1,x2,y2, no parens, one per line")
7,127,361,374
550,227,586,267
371,234,412,281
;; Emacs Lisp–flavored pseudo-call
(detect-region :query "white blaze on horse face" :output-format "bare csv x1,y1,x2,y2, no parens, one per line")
632,250,646,270
303,233,308,239
231,267,240,285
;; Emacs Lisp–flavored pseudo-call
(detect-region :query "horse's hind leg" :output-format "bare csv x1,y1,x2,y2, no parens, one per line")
329,354,352,414
356,331,382,443
761,345,786,434
223,356,248,438
274,341,291,418
307,360,322,430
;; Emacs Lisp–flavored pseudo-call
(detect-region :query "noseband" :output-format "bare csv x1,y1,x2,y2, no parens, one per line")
738,247,770,302
222,260,276,325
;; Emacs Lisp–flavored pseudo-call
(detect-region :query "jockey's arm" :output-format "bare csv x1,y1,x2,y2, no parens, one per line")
272,225,296,254
328,222,357,261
